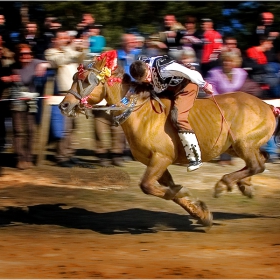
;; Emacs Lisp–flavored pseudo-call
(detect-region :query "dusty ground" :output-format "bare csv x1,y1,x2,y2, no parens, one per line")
1,116,280,279
0,155,280,279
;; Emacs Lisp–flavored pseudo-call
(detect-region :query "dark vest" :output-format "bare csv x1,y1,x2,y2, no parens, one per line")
139,55,186,93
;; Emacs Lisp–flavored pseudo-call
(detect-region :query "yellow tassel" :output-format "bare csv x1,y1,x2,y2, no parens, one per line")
96,67,112,83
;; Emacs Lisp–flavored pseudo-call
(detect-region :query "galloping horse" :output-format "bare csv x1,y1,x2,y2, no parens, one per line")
59,51,280,227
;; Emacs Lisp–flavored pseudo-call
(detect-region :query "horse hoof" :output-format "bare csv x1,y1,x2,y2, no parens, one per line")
197,211,213,228
195,200,213,228
213,187,224,198
239,185,254,198
213,182,226,198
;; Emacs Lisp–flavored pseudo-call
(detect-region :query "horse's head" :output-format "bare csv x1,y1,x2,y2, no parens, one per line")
59,50,122,117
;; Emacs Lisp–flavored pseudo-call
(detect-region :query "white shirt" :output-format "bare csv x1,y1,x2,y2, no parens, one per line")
161,61,206,88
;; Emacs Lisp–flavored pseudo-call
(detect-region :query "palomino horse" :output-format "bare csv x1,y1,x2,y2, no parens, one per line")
59,51,280,227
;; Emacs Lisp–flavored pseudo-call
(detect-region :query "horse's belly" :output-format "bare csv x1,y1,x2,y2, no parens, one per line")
124,123,182,166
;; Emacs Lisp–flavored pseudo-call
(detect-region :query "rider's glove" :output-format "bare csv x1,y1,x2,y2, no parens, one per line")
202,82,214,95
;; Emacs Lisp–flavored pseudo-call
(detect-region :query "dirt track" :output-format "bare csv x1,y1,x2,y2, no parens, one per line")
0,155,280,279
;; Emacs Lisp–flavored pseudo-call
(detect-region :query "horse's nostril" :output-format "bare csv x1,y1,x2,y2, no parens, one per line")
59,102,69,110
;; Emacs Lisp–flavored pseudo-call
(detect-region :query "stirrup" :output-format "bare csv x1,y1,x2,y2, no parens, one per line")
187,160,202,172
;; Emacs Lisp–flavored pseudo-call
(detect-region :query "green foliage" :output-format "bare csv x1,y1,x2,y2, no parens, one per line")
38,1,231,48
2,1,280,51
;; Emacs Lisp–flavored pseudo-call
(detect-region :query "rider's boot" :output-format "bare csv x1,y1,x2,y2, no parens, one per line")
178,131,202,172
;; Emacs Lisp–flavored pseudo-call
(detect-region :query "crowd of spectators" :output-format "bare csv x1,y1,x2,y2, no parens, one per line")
0,10,279,172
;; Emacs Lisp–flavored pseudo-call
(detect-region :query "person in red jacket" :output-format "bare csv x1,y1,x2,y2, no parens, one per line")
244,34,280,98
200,18,223,77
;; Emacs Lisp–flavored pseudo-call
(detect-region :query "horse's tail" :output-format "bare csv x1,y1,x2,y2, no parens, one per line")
270,105,280,147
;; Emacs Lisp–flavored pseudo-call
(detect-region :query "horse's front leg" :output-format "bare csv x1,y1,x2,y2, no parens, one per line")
140,154,174,200
140,154,212,227
158,169,192,200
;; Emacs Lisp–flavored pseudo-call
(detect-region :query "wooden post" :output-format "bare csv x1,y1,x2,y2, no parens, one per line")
36,77,54,166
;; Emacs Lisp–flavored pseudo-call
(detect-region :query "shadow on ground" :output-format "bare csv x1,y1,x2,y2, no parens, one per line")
0,203,265,234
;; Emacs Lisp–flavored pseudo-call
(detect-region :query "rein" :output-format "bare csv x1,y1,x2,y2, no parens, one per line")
210,93,236,143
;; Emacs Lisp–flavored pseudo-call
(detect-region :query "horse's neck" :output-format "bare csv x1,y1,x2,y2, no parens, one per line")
104,81,126,106
122,95,172,129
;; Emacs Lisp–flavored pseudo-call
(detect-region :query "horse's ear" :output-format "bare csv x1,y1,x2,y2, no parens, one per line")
90,54,107,71
99,56,107,69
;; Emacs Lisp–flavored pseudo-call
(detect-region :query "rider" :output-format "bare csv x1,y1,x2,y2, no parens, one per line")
129,55,214,172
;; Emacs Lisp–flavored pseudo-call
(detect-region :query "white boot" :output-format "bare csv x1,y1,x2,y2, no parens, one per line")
178,131,202,172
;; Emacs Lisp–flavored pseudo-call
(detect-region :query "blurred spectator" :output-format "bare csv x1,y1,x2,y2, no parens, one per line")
76,13,95,39
135,35,145,51
200,18,223,77
254,12,279,63
40,17,62,54
244,35,280,98
67,30,78,43
178,47,205,98
0,12,13,52
206,50,262,96
88,24,106,55
1,41,15,67
0,35,14,154
0,33,14,174
261,132,280,163
178,16,203,62
159,14,185,59
93,110,128,167
44,29,88,167
253,14,280,162
179,47,201,72
141,34,168,57
117,33,141,76
9,43,49,169
19,21,45,60
206,50,263,165
221,36,242,67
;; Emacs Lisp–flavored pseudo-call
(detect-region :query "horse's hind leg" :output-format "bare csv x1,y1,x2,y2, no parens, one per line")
158,169,192,199
237,177,254,198
236,150,269,198
214,148,266,198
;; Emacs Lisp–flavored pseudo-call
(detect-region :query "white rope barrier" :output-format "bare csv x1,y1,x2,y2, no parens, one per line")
1,95,279,107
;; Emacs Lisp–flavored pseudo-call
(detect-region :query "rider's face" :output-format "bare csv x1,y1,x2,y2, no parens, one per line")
140,64,152,83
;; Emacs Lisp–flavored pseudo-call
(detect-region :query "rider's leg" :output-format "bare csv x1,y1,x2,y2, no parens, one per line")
178,130,202,171
174,83,202,172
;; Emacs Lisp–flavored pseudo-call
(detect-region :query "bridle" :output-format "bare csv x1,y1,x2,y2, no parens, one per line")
68,62,110,101
65,57,165,124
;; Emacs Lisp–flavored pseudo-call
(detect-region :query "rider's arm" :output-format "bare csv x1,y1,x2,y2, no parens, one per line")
161,61,206,87
161,61,213,94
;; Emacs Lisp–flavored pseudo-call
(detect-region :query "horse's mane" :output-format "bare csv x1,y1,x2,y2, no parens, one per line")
85,53,172,101
120,71,173,100
86,53,125,77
